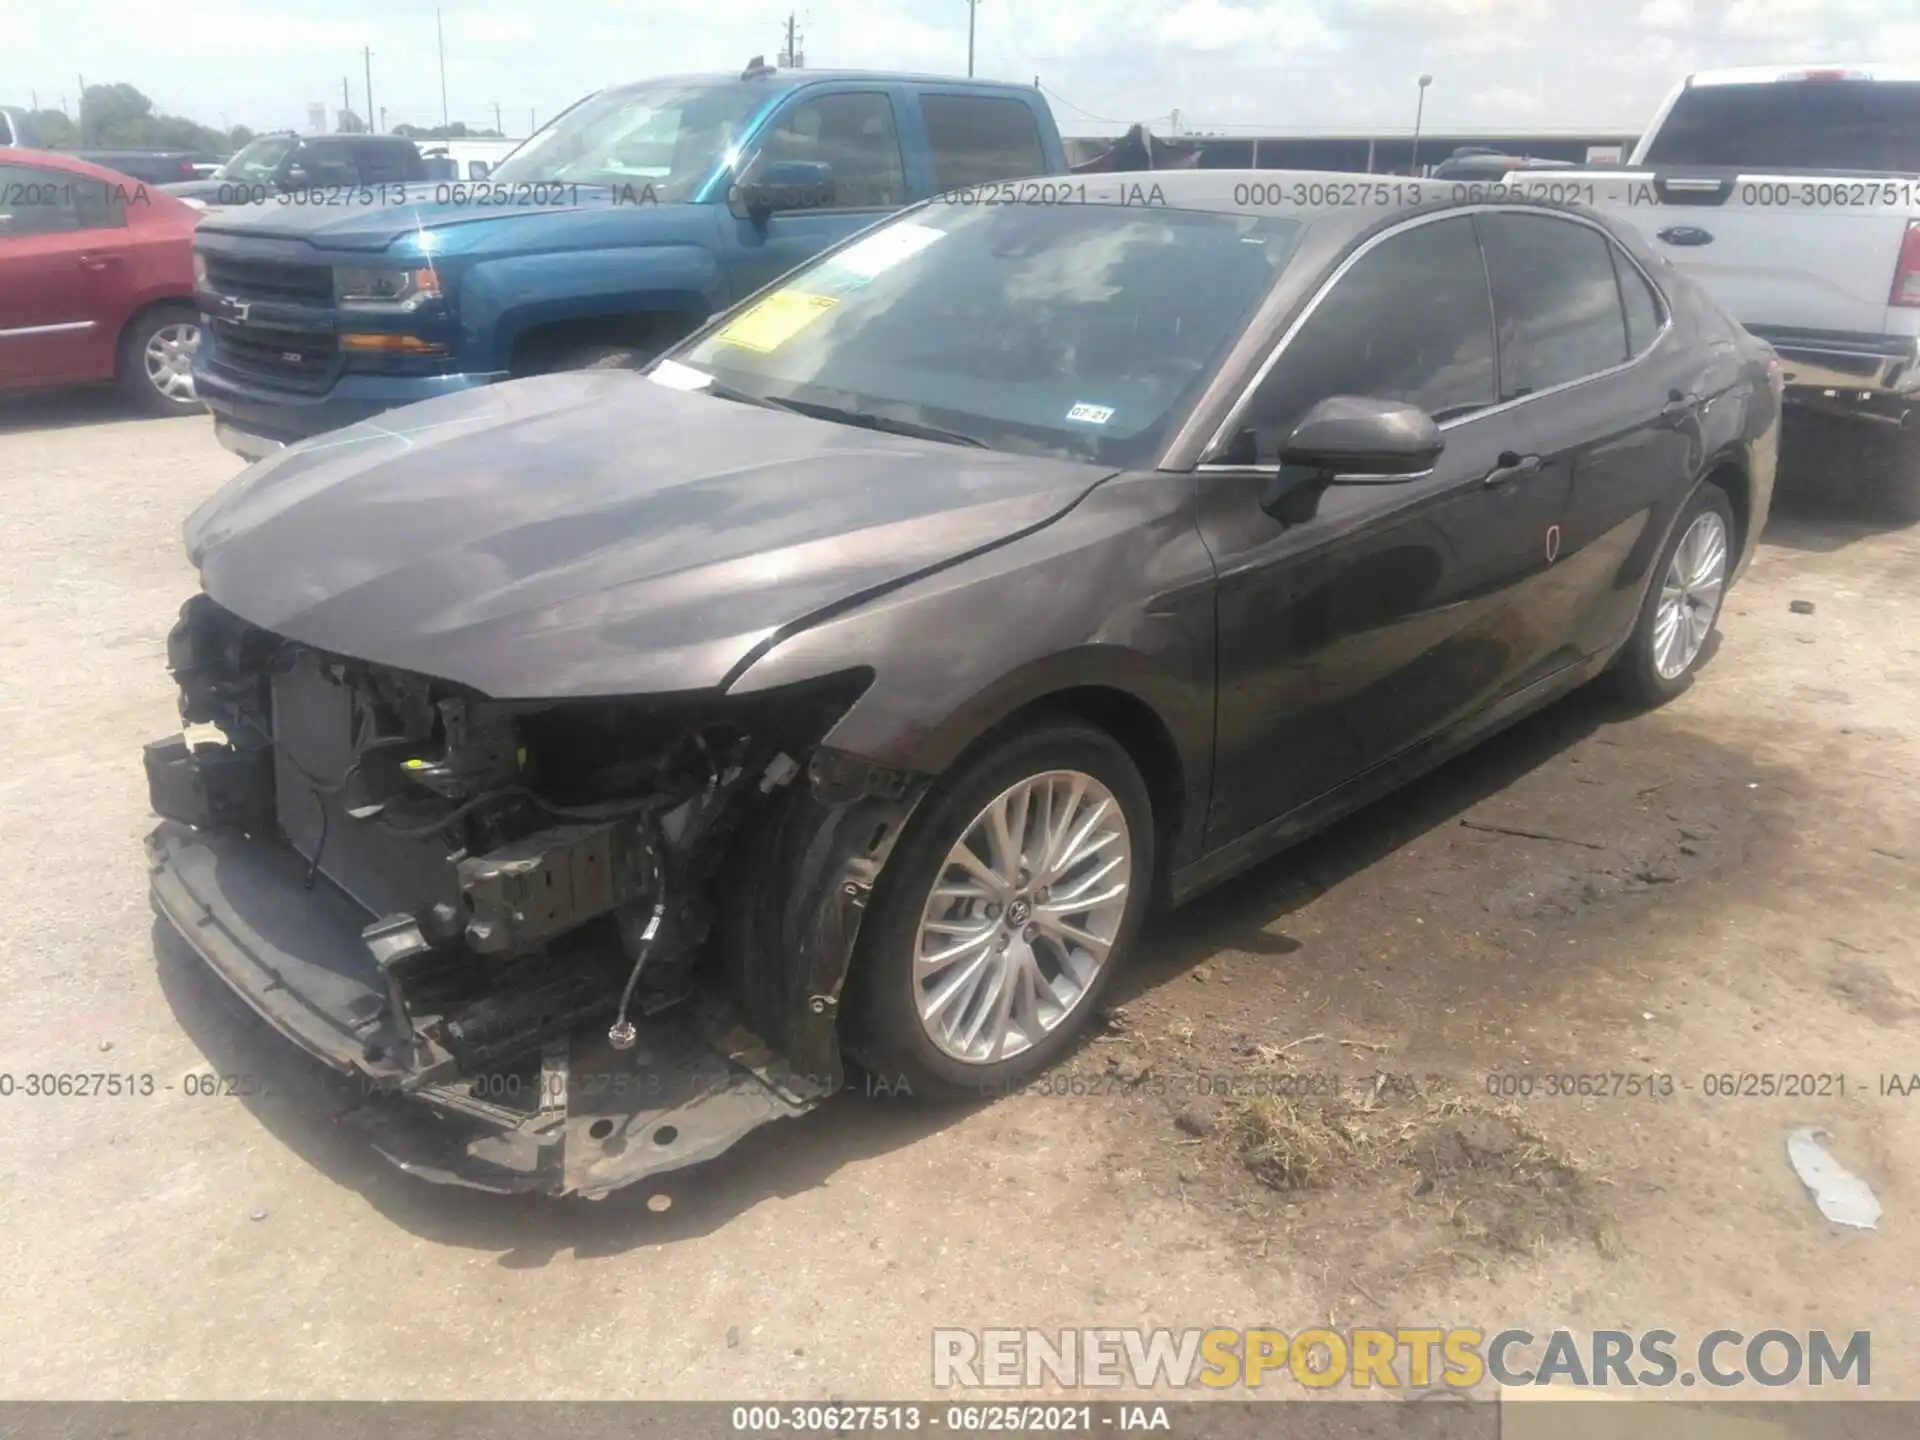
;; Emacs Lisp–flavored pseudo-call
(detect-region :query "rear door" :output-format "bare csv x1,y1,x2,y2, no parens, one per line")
1619,75,1920,333
1200,213,1569,847
1473,209,1702,677
0,162,134,385
722,87,911,301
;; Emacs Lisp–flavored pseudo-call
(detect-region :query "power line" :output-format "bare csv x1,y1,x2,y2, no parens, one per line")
1035,82,1170,127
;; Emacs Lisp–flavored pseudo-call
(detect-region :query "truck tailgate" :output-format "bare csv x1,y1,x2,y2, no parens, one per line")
1502,172,1920,337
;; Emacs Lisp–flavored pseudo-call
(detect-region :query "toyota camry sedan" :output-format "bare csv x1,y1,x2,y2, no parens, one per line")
145,172,1780,1196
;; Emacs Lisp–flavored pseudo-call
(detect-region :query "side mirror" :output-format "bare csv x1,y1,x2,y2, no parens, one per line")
468,160,491,180
1277,396,1444,478
279,163,310,190
729,159,836,222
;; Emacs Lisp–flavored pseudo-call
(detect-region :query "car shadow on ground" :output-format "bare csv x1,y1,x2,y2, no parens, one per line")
0,388,203,434
1113,678,1646,1002
150,670,1658,1260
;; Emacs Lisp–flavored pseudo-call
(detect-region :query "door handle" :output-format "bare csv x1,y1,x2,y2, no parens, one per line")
78,252,122,272
1660,389,1701,426
1655,225,1715,247
1482,452,1541,488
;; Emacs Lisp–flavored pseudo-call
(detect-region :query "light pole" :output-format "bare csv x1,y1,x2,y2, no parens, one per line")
967,0,977,77
1410,74,1432,176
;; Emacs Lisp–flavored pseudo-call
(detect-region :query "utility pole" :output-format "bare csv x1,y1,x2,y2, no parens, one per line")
77,74,86,142
1410,73,1433,175
494,101,502,134
380,106,387,132
341,76,350,131
779,12,803,67
529,107,536,135
437,9,450,128
364,47,374,132
966,0,977,77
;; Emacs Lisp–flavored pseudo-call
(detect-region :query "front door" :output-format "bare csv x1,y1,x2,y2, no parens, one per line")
721,88,911,302
1201,213,1573,848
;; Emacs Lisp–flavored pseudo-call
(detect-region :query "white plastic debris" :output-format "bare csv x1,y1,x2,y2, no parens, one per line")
1787,1128,1880,1230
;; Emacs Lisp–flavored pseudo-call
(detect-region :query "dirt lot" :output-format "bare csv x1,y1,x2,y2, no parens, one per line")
0,390,1915,1401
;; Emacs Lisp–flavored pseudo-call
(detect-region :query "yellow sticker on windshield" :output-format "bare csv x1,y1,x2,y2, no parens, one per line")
715,290,838,353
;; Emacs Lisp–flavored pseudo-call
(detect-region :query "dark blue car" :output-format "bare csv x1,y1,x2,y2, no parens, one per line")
188,61,1068,460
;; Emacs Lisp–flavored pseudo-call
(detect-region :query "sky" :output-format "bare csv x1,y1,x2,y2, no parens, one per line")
2,0,1916,140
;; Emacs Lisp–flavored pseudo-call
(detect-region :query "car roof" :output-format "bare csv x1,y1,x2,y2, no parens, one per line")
1004,168,1600,233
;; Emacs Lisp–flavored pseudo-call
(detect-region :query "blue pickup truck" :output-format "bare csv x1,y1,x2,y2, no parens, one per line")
189,61,1068,459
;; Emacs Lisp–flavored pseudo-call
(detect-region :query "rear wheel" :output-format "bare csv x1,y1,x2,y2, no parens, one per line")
118,305,202,415
844,719,1155,1100
1611,482,1735,706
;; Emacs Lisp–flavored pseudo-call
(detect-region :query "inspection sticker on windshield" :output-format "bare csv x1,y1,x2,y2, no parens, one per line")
1066,403,1115,425
715,290,838,353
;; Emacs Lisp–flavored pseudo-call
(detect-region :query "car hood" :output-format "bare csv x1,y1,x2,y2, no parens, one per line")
185,373,1114,699
189,183,667,251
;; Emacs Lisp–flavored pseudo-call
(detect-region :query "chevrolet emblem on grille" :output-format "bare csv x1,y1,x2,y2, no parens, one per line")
280,352,303,363
218,298,250,323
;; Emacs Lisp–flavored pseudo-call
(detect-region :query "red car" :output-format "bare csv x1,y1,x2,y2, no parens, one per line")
0,148,203,414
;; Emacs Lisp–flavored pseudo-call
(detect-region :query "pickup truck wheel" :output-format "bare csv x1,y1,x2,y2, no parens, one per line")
1611,482,1735,707
118,305,203,415
843,719,1154,1102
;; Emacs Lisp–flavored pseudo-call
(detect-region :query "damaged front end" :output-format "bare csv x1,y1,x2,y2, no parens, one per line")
144,594,926,1196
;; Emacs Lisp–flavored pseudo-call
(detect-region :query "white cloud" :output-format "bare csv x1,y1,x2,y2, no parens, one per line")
1636,0,1692,30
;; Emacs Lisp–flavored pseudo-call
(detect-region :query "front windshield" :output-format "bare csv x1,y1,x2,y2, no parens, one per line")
667,200,1303,468
490,79,776,199
217,135,296,182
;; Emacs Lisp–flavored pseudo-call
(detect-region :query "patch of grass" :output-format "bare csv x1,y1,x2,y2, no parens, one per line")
1229,1096,1350,1190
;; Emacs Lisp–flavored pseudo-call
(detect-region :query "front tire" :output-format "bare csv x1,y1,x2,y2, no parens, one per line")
1611,481,1735,706
844,718,1155,1100
118,304,203,415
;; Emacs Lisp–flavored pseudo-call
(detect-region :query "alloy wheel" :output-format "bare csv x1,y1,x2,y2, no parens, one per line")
1652,509,1728,681
144,322,201,402
911,769,1133,1065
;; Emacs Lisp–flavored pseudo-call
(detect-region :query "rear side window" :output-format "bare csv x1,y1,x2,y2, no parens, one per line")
1611,245,1664,357
0,164,85,235
1641,80,1920,172
1244,215,1497,437
921,95,1048,190
1478,212,1628,398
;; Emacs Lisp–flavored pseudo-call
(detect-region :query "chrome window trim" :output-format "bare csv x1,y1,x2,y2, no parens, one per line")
0,320,96,338
1192,204,1677,465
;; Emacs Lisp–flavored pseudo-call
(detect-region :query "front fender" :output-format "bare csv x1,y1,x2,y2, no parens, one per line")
459,242,728,370
724,470,1219,870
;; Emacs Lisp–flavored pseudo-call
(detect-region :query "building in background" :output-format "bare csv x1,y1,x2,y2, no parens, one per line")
1065,128,1637,174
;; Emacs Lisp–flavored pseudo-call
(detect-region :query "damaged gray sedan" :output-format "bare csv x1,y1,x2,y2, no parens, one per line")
146,174,1778,1195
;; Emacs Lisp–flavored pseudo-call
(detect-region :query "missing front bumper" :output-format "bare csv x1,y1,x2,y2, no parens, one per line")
147,819,822,1197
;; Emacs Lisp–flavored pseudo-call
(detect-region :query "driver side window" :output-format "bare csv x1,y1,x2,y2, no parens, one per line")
757,92,906,209
1242,215,1497,442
